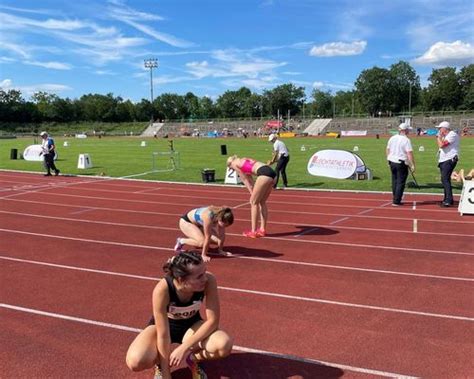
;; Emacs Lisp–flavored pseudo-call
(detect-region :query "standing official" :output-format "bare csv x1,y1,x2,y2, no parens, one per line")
40,131,60,176
436,121,460,207
267,133,290,189
386,123,415,206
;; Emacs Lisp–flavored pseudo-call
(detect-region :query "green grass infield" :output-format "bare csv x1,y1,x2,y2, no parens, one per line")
1,135,472,193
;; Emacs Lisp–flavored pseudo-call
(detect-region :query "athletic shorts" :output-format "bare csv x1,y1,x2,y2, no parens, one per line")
148,315,202,344
256,165,276,179
181,213,192,223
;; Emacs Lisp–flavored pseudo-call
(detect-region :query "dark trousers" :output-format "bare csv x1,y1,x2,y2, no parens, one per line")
274,155,290,187
438,156,458,204
389,161,408,204
44,153,59,174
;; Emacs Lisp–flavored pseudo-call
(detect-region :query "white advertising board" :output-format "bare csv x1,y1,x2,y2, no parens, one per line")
458,181,474,216
23,145,58,161
307,149,360,179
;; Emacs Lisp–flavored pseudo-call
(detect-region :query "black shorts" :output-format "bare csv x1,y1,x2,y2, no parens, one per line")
256,165,276,179
181,213,192,223
148,315,202,344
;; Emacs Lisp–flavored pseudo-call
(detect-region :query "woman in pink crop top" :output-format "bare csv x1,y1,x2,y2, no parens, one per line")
226,155,276,238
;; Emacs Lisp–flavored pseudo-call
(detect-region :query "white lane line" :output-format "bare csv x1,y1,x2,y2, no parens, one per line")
413,201,417,210
70,208,94,215
1,257,474,321
295,227,319,237
357,208,374,215
413,219,418,233
2,254,472,284
1,226,473,258
0,303,417,378
5,197,474,225
381,202,392,207
4,207,472,239
133,187,162,194
330,217,349,225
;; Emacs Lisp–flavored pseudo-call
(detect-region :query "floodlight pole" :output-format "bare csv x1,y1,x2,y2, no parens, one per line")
408,82,412,115
144,58,159,123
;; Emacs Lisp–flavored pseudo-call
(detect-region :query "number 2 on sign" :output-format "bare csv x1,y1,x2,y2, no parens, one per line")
227,168,236,178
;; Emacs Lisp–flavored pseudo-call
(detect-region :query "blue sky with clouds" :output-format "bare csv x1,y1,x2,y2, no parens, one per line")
1,0,473,102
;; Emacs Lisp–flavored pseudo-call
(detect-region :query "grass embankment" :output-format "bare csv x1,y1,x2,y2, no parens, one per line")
1,135,472,193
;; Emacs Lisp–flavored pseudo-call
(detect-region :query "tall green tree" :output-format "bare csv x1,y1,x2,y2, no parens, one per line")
264,84,305,118
388,61,420,113
310,89,333,118
425,67,463,111
355,67,393,116
459,64,474,110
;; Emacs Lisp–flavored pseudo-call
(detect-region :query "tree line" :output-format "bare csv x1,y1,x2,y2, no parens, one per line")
0,61,472,125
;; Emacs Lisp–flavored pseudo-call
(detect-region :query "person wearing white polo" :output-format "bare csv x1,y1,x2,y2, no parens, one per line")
267,133,290,189
386,123,415,206
436,121,460,207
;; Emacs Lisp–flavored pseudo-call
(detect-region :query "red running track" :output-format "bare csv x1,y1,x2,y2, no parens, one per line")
1,171,473,378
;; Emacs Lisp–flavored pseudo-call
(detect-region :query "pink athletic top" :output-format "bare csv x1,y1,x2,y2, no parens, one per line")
240,158,256,174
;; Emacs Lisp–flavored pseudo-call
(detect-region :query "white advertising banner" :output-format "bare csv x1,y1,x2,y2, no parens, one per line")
23,144,44,161
307,149,360,179
23,144,58,161
341,130,368,136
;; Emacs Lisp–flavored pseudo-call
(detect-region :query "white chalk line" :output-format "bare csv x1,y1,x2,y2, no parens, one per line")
0,303,417,378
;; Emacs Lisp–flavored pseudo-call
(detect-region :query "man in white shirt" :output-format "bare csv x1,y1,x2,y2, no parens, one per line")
386,123,415,206
436,121,460,207
267,133,290,189
40,131,60,176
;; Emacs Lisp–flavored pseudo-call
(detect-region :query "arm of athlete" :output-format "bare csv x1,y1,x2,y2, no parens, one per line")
152,281,172,379
200,212,213,262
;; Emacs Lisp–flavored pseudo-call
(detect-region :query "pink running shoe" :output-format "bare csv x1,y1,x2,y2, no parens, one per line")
242,230,259,238
174,238,184,252
256,228,266,237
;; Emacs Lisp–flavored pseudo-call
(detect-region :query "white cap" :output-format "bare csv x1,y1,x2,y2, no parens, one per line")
40,131,48,137
398,123,412,130
268,133,277,141
436,121,450,129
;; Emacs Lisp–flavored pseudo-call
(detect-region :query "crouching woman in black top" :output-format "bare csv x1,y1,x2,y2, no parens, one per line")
126,251,233,379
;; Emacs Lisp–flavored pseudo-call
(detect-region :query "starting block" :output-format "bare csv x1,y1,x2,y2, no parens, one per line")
77,153,93,169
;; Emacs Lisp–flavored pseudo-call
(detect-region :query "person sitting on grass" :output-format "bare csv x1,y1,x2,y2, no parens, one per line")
174,206,234,262
451,169,474,182
126,251,233,379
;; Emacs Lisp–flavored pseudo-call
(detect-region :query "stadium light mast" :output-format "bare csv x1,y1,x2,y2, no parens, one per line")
408,81,413,115
144,58,159,123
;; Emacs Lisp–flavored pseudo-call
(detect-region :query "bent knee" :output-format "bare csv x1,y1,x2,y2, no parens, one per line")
126,353,153,372
210,333,234,358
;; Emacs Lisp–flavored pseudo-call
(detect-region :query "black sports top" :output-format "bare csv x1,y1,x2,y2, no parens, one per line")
165,276,204,321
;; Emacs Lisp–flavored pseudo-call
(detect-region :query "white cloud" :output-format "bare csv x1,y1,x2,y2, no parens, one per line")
413,40,474,66
0,79,71,96
25,60,72,70
0,41,31,59
309,41,367,57
312,81,353,91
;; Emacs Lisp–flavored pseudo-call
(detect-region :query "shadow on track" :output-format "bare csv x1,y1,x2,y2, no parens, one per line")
267,226,339,237
213,246,282,259
172,352,344,378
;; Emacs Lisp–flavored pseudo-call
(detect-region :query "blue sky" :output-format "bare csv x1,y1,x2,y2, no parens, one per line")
1,0,473,102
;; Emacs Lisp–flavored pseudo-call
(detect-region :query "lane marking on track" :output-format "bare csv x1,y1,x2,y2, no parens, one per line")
2,252,473,298
1,223,473,257
357,208,374,215
4,186,457,216
330,217,349,225
0,303,417,378
5,197,474,225
413,201,417,210
413,219,418,233
381,202,393,207
133,187,162,194
294,227,319,237
70,208,94,215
